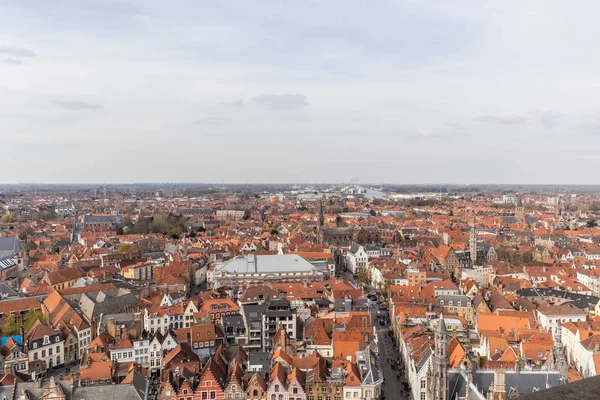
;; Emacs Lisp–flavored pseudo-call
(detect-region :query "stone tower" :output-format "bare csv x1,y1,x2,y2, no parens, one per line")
469,216,478,264
318,199,325,228
547,323,569,383
429,314,449,400
515,197,526,224
317,199,325,244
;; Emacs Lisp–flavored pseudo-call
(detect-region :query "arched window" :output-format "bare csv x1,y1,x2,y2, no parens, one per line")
254,390,259,397
232,385,237,391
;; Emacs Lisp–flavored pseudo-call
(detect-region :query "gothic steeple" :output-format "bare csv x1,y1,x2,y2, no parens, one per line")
470,216,478,264
317,199,325,244
515,196,526,224
429,314,448,400
318,199,324,228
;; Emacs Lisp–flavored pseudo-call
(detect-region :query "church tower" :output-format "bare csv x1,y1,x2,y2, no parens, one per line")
429,315,448,400
317,199,325,244
469,216,478,264
515,197,526,224
547,323,568,383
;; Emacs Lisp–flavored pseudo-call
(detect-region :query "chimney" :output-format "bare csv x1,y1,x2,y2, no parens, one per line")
492,370,507,400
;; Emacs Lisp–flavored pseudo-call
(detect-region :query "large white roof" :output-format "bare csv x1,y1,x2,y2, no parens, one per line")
216,254,316,274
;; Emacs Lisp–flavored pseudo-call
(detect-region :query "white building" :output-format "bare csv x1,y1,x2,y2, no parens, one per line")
144,301,198,334
212,254,324,290
26,321,65,371
346,244,369,276
536,304,588,336
149,330,178,370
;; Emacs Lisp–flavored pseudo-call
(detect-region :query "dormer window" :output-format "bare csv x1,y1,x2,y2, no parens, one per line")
43,336,50,345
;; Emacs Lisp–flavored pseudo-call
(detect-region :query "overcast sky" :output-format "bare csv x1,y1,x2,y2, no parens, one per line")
2,1,600,184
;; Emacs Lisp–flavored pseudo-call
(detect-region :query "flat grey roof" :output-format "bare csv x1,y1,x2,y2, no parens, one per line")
216,254,317,274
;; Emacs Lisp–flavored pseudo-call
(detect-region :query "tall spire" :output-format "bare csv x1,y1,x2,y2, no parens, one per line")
318,199,324,228
470,216,478,264
430,313,449,400
436,313,448,335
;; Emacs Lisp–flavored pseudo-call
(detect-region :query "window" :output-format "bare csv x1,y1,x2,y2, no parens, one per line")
33,343,37,349
421,380,426,389
202,392,208,400
293,388,298,394
211,391,216,399
275,385,280,393
228,394,233,399
232,385,237,391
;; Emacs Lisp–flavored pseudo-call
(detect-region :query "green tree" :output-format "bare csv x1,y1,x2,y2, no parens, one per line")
369,209,376,217
171,226,183,237
1,213,15,223
335,216,344,227
270,229,279,235
23,309,46,333
2,316,19,336
116,243,133,253
18,226,35,241
357,270,371,286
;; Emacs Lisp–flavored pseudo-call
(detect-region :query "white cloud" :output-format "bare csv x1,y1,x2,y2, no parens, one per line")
2,1,600,183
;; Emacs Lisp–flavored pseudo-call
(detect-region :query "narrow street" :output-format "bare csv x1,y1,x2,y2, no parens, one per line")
343,266,411,399
369,299,410,400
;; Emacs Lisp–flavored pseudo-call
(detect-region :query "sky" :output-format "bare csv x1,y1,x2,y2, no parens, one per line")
2,0,600,184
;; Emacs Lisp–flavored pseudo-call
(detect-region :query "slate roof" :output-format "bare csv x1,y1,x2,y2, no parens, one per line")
13,372,148,399
0,238,24,252
517,288,600,311
516,374,600,400
448,369,560,400
78,289,139,320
